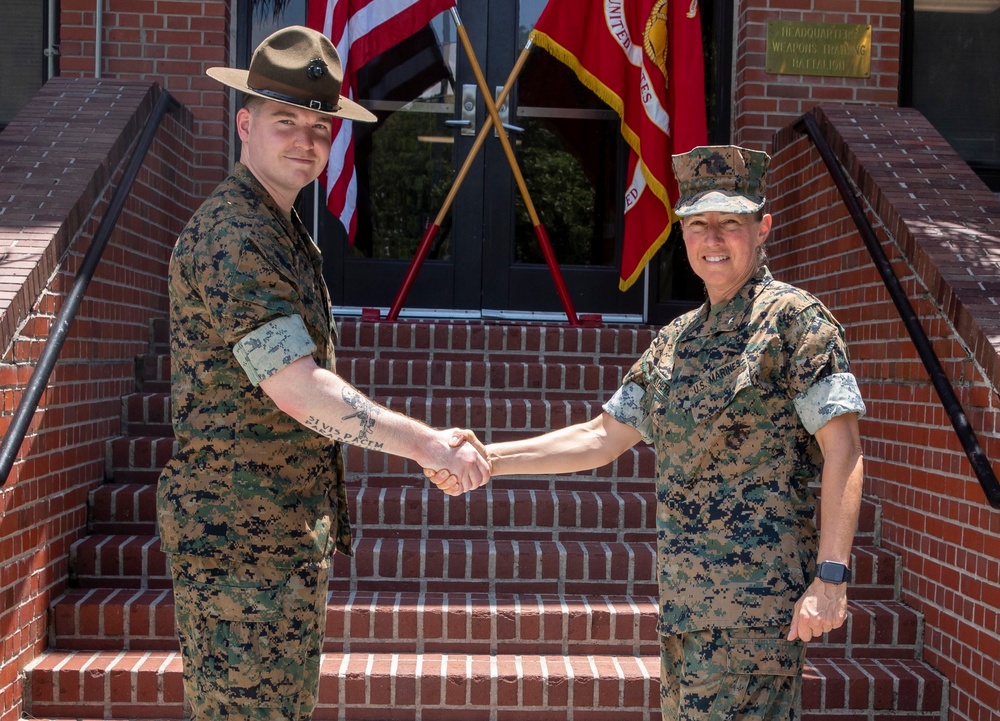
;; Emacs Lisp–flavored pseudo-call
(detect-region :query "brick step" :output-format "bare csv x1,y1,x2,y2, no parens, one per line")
128,355,636,405
88,479,883,542
805,600,922,659
801,657,947,718
145,317,660,361
116,394,619,442
335,319,659,361
24,651,945,721
134,352,170,393
89,484,658,539
50,589,660,656
69,534,895,600
120,393,172,436
69,536,659,595
343,357,633,401
107,425,657,489
106,436,177,485
50,587,918,659
141,319,656,386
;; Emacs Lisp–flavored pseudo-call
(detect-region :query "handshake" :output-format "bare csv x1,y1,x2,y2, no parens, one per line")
422,428,491,497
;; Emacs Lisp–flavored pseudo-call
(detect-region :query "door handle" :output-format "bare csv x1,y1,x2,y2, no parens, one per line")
445,84,477,136
493,86,523,137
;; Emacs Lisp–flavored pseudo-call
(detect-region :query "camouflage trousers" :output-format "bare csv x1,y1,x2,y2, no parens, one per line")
169,554,329,721
660,626,805,720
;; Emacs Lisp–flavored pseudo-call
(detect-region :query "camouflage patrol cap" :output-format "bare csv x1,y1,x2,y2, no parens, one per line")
672,145,770,217
207,26,376,123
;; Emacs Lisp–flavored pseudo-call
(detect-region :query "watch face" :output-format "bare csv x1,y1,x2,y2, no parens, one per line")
818,562,849,583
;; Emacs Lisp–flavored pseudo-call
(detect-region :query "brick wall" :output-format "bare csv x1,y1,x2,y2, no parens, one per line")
733,0,901,150
770,105,1000,721
0,79,198,721
59,0,231,199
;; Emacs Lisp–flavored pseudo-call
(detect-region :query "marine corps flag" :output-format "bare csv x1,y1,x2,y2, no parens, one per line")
531,0,708,290
307,0,454,241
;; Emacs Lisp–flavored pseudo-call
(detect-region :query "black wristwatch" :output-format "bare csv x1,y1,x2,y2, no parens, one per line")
815,561,852,584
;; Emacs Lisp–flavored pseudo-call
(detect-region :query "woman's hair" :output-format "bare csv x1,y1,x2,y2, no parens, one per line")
755,205,769,265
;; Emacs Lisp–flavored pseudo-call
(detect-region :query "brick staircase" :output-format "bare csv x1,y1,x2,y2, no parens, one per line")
23,319,948,720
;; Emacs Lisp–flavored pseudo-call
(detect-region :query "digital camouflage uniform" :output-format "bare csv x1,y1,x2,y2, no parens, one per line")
157,163,352,720
604,267,866,719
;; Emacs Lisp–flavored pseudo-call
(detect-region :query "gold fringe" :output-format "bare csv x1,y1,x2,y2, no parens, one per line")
530,30,678,291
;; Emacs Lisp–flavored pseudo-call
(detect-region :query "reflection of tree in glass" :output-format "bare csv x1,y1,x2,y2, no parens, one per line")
515,119,598,266
361,112,454,260
252,0,295,20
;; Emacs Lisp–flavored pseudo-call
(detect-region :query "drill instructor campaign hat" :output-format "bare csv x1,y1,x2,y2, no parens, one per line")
207,25,377,123
671,145,770,217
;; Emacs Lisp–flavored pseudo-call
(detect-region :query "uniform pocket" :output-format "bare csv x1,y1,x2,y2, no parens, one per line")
706,632,805,720
171,563,295,711
173,564,287,622
725,636,803,676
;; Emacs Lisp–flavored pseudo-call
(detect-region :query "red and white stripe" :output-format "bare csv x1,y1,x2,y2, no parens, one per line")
307,0,454,241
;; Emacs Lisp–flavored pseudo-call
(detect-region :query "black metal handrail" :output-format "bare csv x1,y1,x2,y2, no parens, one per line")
796,110,1000,510
0,89,180,485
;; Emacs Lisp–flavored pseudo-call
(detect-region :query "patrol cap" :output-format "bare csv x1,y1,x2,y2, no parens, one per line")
671,145,770,217
207,25,376,123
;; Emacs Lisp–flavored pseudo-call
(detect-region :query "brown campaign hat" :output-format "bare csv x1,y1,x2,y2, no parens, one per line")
671,145,770,216
207,25,376,123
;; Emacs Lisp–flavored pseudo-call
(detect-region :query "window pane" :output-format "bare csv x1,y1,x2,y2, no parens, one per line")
910,4,1000,188
515,6,622,269
1,1,45,127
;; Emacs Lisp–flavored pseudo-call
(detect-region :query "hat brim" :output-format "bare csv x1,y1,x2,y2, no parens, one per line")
207,67,377,123
674,190,765,217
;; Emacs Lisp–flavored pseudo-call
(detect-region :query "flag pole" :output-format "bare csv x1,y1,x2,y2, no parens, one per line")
389,6,580,326
387,38,533,322
448,7,579,326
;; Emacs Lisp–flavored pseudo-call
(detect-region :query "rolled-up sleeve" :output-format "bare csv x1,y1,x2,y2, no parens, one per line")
794,372,867,435
233,314,317,386
603,381,654,444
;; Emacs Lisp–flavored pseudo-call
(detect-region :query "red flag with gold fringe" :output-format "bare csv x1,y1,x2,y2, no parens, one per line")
531,0,708,290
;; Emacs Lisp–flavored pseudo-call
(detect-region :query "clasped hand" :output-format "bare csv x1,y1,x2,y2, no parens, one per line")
423,428,490,496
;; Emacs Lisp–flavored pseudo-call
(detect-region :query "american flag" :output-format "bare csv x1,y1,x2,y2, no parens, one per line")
307,0,455,242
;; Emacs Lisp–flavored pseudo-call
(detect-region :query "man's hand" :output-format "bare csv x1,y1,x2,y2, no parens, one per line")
422,428,491,496
424,429,490,495
788,577,849,642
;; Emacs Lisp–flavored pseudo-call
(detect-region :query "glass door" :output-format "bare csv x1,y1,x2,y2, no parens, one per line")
248,0,711,321
293,1,484,315
480,1,641,318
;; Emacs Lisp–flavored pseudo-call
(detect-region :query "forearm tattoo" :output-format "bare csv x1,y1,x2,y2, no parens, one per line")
303,386,384,450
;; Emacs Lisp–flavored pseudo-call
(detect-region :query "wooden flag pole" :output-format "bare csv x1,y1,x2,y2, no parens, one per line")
389,6,580,325
387,39,533,321
448,7,579,325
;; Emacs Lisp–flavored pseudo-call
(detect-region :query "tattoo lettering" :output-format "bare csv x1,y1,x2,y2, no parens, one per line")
302,386,386,449
303,413,385,450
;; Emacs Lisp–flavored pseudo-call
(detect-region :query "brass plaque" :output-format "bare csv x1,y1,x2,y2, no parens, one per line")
766,21,872,78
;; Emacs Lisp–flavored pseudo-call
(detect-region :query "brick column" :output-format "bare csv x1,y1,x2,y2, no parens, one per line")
732,0,902,151
59,0,232,197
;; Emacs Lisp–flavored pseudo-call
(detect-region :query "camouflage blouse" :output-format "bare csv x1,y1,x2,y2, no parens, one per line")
157,164,353,568
605,266,865,635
